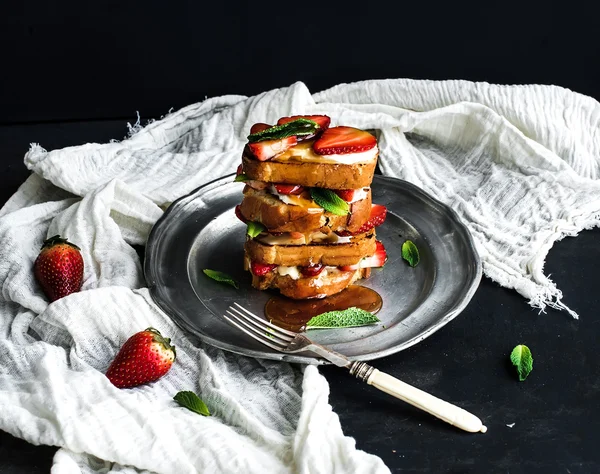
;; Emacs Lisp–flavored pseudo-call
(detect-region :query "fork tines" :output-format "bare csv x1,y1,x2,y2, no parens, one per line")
223,303,295,352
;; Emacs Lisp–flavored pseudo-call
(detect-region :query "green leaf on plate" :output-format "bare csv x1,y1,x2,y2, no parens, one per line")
510,345,533,381
234,173,249,182
306,307,380,329
310,188,349,216
246,221,265,238
247,118,319,143
173,391,211,416
402,240,420,267
202,269,238,289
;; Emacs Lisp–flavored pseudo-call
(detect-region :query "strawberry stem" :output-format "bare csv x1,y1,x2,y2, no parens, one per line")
41,235,81,251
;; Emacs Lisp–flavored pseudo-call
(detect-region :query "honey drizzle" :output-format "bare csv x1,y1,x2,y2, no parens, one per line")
264,285,382,332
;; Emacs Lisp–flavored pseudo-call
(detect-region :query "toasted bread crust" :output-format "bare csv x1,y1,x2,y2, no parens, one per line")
239,187,372,233
242,154,377,189
245,232,377,267
246,264,371,299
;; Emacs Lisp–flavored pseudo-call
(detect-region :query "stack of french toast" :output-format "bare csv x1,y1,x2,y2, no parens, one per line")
235,115,387,299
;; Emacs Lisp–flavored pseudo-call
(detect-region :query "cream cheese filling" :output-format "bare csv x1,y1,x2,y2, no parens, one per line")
256,232,353,246
275,265,343,282
273,141,378,165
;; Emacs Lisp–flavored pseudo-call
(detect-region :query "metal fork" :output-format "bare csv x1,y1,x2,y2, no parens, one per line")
224,303,487,434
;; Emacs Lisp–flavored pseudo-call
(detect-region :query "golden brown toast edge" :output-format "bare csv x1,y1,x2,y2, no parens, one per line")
242,154,377,190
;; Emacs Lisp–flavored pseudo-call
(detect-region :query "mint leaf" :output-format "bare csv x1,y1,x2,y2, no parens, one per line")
246,221,265,238
510,345,533,381
402,240,420,267
306,307,380,329
202,269,238,289
248,119,319,143
173,391,210,416
310,188,349,216
234,173,249,182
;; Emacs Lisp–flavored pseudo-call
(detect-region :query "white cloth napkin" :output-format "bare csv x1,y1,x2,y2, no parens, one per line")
1,79,599,473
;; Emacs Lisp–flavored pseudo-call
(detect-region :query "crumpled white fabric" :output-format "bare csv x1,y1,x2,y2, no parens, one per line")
1,79,599,474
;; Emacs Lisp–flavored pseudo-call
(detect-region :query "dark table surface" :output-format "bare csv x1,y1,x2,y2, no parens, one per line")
1,119,598,474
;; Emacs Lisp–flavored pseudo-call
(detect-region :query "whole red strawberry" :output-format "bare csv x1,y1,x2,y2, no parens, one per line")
106,328,176,389
34,235,84,302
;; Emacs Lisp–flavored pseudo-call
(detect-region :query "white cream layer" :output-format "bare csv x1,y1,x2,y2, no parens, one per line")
257,232,352,246
311,147,379,165
273,141,378,165
275,265,343,282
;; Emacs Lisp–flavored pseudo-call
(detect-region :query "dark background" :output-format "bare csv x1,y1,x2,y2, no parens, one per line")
1,1,599,473
2,1,599,124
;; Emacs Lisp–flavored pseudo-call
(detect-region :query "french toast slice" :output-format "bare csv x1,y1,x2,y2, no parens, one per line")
246,262,371,300
244,231,377,267
239,186,372,233
241,153,377,190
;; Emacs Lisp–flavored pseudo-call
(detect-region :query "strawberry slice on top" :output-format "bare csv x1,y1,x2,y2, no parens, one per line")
248,136,297,161
313,126,377,155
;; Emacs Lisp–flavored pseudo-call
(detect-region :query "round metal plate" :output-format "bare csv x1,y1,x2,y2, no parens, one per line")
144,174,482,364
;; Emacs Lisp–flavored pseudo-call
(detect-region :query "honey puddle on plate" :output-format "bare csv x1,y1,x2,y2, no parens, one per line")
265,285,382,332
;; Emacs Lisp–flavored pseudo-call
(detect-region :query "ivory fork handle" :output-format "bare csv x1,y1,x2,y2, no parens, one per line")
366,368,487,433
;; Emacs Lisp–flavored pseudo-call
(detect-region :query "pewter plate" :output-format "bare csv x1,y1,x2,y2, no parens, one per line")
144,174,482,364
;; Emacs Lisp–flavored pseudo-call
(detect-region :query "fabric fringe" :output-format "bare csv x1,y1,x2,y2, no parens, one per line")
527,212,600,320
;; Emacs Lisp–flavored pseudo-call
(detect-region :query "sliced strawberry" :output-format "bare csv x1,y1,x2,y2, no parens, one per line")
300,264,324,277
250,123,272,134
337,204,387,236
274,183,304,195
277,115,331,132
361,241,387,268
234,205,247,223
365,204,387,228
313,126,377,155
250,262,277,276
333,189,357,202
339,264,359,272
248,136,297,161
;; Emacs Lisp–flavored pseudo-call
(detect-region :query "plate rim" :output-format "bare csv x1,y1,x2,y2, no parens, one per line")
144,174,482,364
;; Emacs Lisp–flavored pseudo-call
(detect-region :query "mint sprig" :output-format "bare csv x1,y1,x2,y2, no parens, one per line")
202,269,238,289
510,345,533,381
310,188,349,216
234,173,249,182
306,307,380,329
402,240,420,267
247,119,319,143
173,391,211,416
246,221,265,238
